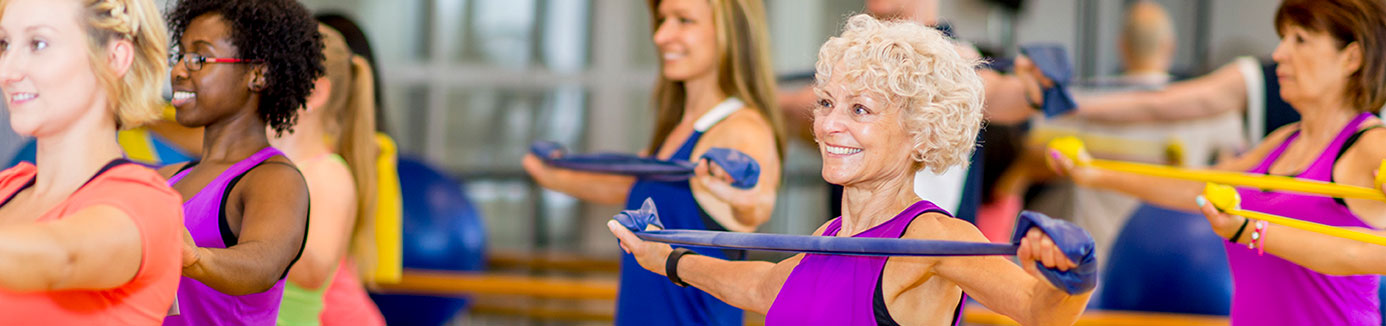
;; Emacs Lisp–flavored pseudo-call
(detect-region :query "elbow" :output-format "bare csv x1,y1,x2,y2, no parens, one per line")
1019,308,1083,326
220,274,284,296
10,244,78,291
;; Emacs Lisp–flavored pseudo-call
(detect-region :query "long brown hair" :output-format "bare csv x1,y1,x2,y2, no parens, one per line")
320,25,380,277
1275,0,1386,113
645,0,785,157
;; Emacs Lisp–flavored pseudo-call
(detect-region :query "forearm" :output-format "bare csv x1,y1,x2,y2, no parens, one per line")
678,255,779,314
1086,169,1205,211
540,168,634,205
0,226,68,291
1248,224,1386,276
981,71,1038,125
1023,281,1091,326
185,241,295,295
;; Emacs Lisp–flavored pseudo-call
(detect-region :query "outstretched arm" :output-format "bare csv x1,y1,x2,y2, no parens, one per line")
182,163,311,295
605,220,820,314
1196,199,1386,275
927,217,1091,326
0,206,142,291
1072,61,1250,123
522,154,635,205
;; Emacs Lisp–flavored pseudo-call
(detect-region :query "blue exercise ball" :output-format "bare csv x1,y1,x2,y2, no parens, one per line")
1098,203,1232,315
370,156,487,326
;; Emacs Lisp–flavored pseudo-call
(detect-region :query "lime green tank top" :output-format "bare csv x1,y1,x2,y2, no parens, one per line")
277,154,349,326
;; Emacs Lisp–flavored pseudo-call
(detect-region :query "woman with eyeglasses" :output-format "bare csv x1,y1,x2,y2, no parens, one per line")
159,0,320,325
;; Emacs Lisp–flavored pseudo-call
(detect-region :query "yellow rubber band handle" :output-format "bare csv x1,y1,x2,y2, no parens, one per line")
1203,183,1386,247
1050,136,1386,202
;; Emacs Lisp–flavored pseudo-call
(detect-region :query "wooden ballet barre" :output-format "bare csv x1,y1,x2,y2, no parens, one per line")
486,250,621,273
373,269,617,300
963,306,1229,326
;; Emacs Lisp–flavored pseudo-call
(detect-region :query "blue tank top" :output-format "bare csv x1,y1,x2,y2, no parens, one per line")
615,98,746,326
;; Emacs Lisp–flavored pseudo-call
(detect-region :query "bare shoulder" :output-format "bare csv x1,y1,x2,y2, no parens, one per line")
902,211,989,243
1342,122,1386,173
702,108,776,143
240,157,309,198
298,158,356,201
1352,122,1386,157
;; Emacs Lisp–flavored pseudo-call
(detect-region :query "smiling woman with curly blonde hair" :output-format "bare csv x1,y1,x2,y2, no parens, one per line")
610,14,1094,326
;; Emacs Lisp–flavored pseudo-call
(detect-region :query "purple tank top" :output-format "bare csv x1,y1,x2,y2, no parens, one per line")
1227,112,1380,325
767,201,964,326
162,147,287,326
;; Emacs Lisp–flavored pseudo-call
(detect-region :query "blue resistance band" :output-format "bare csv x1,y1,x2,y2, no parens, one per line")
615,198,1097,294
1021,43,1078,117
531,141,761,189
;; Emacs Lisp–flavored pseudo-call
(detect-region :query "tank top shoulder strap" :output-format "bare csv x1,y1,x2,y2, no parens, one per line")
1301,113,1374,179
825,201,948,238
693,97,745,133
670,97,746,159
167,161,199,185
877,201,949,238
822,216,845,237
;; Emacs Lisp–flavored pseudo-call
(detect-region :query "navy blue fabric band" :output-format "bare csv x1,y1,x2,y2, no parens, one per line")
616,198,1096,294
530,141,760,189
1020,44,1077,117
1011,210,1098,294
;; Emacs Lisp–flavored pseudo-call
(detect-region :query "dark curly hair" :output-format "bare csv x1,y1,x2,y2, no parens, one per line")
167,0,324,135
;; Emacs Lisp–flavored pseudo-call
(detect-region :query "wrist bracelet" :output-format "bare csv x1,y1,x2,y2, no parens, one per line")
666,247,698,287
1229,217,1250,243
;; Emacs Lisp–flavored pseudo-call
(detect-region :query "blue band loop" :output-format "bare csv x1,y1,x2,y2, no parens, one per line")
615,198,1096,294
1021,44,1078,117
531,141,760,189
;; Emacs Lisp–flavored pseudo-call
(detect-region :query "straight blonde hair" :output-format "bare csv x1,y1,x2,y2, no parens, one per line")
320,25,380,279
645,0,785,157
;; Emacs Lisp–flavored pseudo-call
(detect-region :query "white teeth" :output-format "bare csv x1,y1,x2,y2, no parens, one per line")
662,53,685,60
11,93,35,101
826,145,862,155
173,91,195,101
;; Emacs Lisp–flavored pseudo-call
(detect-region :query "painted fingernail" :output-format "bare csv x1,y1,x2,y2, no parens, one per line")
1195,195,1207,207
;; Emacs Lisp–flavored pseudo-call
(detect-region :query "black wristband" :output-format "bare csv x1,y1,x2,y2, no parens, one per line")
666,247,697,287
1228,217,1250,243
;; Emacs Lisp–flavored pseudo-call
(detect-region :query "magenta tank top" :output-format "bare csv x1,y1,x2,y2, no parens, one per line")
767,200,965,326
162,147,289,326
1227,112,1380,325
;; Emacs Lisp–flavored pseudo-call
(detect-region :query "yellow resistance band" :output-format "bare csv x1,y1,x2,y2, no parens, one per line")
1203,183,1386,247
1049,136,1386,202
1028,127,1185,166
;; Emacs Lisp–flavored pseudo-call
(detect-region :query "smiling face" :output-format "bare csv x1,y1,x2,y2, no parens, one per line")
0,0,109,137
812,65,918,187
169,13,259,128
652,0,719,83
1271,24,1360,108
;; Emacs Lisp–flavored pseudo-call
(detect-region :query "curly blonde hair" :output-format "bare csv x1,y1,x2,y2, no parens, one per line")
815,14,984,173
